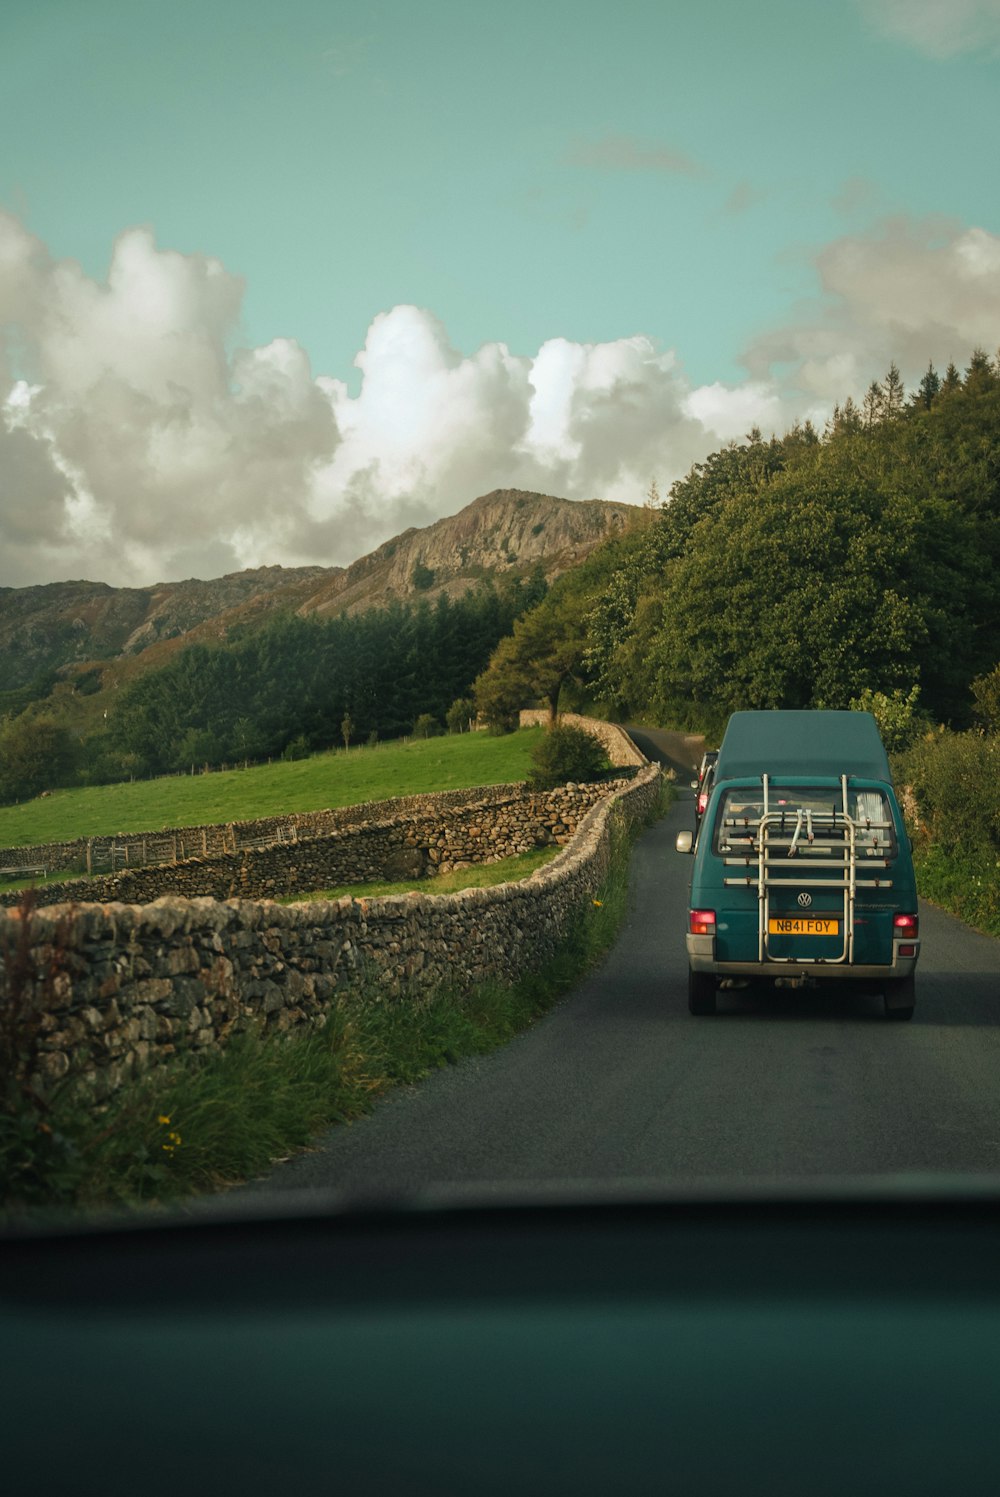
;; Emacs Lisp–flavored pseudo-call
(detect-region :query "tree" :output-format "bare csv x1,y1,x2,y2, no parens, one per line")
970,665,1000,732
964,347,998,395
446,697,476,734
413,713,439,739
474,581,592,728
862,381,883,428
341,712,354,750
0,716,79,802
881,362,905,418
914,362,940,411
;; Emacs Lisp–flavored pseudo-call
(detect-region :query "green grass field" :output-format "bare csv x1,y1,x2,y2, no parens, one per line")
0,729,544,850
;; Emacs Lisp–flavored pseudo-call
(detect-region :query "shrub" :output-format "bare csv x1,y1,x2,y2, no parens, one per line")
446,697,476,734
412,713,439,740
529,723,610,789
895,730,1000,855
849,685,929,752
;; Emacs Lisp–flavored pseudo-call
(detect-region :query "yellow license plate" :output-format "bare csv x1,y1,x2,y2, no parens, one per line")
768,917,840,937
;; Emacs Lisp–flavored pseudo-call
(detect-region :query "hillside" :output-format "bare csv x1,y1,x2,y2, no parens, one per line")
0,490,632,716
299,490,633,617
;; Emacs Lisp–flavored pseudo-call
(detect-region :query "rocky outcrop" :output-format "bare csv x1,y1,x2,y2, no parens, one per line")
301,490,633,616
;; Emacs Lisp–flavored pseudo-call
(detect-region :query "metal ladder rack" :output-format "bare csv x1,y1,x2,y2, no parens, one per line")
720,774,895,965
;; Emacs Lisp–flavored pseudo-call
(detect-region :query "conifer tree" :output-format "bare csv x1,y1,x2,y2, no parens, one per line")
862,381,882,428
882,361,905,417
914,362,940,410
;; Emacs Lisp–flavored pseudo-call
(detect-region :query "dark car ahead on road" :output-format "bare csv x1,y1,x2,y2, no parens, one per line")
692,749,718,833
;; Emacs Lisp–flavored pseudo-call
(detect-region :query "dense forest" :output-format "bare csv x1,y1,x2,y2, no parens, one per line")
0,574,545,800
475,351,1000,740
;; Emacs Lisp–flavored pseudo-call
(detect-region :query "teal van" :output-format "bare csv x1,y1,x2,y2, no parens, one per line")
675,710,920,1019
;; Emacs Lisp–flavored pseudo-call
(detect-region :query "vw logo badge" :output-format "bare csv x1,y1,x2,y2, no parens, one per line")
797,892,812,908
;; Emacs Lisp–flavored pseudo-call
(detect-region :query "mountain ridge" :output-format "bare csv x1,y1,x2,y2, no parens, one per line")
0,490,634,721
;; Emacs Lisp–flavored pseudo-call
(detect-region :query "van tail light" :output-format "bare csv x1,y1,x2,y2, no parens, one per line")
697,791,709,815
689,910,716,937
894,912,918,956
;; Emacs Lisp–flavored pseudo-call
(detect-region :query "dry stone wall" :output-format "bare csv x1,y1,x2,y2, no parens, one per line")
518,711,649,768
0,780,532,880
4,780,629,910
2,765,660,1106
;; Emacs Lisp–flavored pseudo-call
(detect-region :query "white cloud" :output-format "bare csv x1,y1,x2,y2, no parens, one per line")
858,0,1000,57
5,207,999,590
743,215,1000,400
0,213,791,586
0,212,338,585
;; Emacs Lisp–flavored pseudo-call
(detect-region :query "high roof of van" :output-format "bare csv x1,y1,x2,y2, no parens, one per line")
715,710,893,784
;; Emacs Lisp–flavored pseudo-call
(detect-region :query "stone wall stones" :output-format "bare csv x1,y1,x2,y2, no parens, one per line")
518,711,650,769
2,765,661,1107
1,780,630,910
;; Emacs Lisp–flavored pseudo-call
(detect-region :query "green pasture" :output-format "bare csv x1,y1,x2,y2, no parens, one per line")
0,729,543,850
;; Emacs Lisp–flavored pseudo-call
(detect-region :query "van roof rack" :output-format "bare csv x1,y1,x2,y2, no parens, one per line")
720,773,894,964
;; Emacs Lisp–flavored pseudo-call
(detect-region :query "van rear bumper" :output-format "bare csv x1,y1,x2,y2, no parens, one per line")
687,934,919,980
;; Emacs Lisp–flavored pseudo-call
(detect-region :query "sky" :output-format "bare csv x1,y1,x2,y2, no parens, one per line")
1,0,999,587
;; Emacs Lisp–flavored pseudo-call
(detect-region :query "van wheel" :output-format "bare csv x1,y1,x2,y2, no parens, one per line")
688,969,717,1016
884,973,915,1022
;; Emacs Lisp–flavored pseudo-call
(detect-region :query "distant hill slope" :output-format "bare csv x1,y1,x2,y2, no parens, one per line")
299,490,632,617
0,490,633,718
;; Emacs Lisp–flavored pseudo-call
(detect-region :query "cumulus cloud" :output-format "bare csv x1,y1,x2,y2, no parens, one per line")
743,215,1000,401
0,212,338,585
857,0,1000,57
0,211,780,587
5,206,999,589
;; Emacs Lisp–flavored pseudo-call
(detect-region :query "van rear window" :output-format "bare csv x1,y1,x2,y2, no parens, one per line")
714,786,896,857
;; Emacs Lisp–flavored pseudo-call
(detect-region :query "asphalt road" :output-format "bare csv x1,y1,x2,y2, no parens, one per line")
250,728,1000,1195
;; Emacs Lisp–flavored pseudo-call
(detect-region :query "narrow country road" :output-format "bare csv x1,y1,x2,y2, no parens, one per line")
248,729,1000,1196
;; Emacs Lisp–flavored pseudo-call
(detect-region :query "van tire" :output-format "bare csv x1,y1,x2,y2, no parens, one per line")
688,969,717,1016
884,973,915,1022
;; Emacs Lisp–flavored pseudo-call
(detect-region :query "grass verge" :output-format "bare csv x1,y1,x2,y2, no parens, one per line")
2,780,670,1215
280,846,560,903
912,843,1000,938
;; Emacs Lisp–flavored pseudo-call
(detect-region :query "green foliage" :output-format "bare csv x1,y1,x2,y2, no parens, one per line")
445,696,476,733
479,354,1000,733
0,716,79,802
895,730,1000,858
101,576,540,784
908,843,1000,939
971,665,1000,732
848,686,928,752
73,667,103,697
411,561,435,590
412,712,439,739
473,548,625,727
528,724,610,789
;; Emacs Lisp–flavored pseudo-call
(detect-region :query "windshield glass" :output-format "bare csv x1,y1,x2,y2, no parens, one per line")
1,8,999,1229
